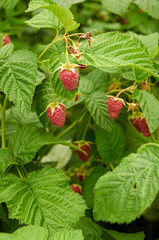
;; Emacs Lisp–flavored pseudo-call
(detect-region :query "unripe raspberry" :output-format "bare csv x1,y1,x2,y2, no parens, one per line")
71,184,82,194
2,35,11,46
59,68,79,91
47,103,65,127
78,64,87,70
107,97,124,119
128,103,138,111
76,142,91,162
139,82,150,91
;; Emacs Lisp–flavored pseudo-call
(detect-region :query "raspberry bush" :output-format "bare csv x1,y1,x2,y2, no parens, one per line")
0,0,159,239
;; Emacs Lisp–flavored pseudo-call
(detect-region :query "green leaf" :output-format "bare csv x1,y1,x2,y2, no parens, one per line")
41,143,73,169
0,0,20,13
0,33,4,47
79,69,106,94
8,125,80,165
83,166,106,209
50,229,84,240
77,216,102,240
0,50,37,116
0,149,13,178
13,225,48,240
132,89,159,133
54,0,86,8
80,32,158,80
0,203,9,223
49,54,77,100
139,32,159,58
26,9,63,30
26,0,80,32
125,122,151,152
103,229,145,240
26,0,56,12
134,0,159,19
0,168,86,234
0,43,14,59
95,125,125,164
36,70,45,86
84,91,113,132
102,0,132,16
0,225,48,240
94,143,159,224
44,5,80,32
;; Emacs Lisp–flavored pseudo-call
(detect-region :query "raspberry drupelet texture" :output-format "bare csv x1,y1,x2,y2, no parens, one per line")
140,117,151,137
59,68,79,91
47,103,65,127
107,97,124,119
131,117,151,137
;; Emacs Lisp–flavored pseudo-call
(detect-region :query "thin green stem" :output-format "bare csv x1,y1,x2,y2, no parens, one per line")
1,95,8,148
151,134,156,143
38,30,60,60
15,165,23,179
116,85,133,98
53,89,56,105
64,37,69,67
56,108,87,139
82,114,91,141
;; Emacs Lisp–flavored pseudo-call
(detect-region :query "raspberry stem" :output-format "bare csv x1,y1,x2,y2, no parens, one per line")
64,37,69,68
53,89,56,105
56,108,87,139
38,30,60,60
82,114,91,141
1,95,8,148
116,85,134,98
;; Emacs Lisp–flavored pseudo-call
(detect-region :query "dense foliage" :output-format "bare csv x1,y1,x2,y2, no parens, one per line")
0,0,159,239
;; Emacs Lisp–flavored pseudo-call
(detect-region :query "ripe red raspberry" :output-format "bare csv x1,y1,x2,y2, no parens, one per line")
2,35,11,46
107,97,124,119
131,117,151,137
59,68,79,91
71,184,82,194
47,103,65,127
140,117,151,137
76,142,91,162
130,117,142,133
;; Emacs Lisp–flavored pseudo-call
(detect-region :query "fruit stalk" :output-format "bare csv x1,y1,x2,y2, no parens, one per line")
1,95,8,148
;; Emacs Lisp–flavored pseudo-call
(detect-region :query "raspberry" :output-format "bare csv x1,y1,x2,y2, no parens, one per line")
78,64,87,70
107,97,124,119
47,103,65,127
131,117,151,137
76,142,91,162
130,118,142,133
139,82,150,91
140,118,151,137
128,103,137,111
75,169,86,181
2,35,11,46
122,18,128,25
59,68,79,91
71,184,82,194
